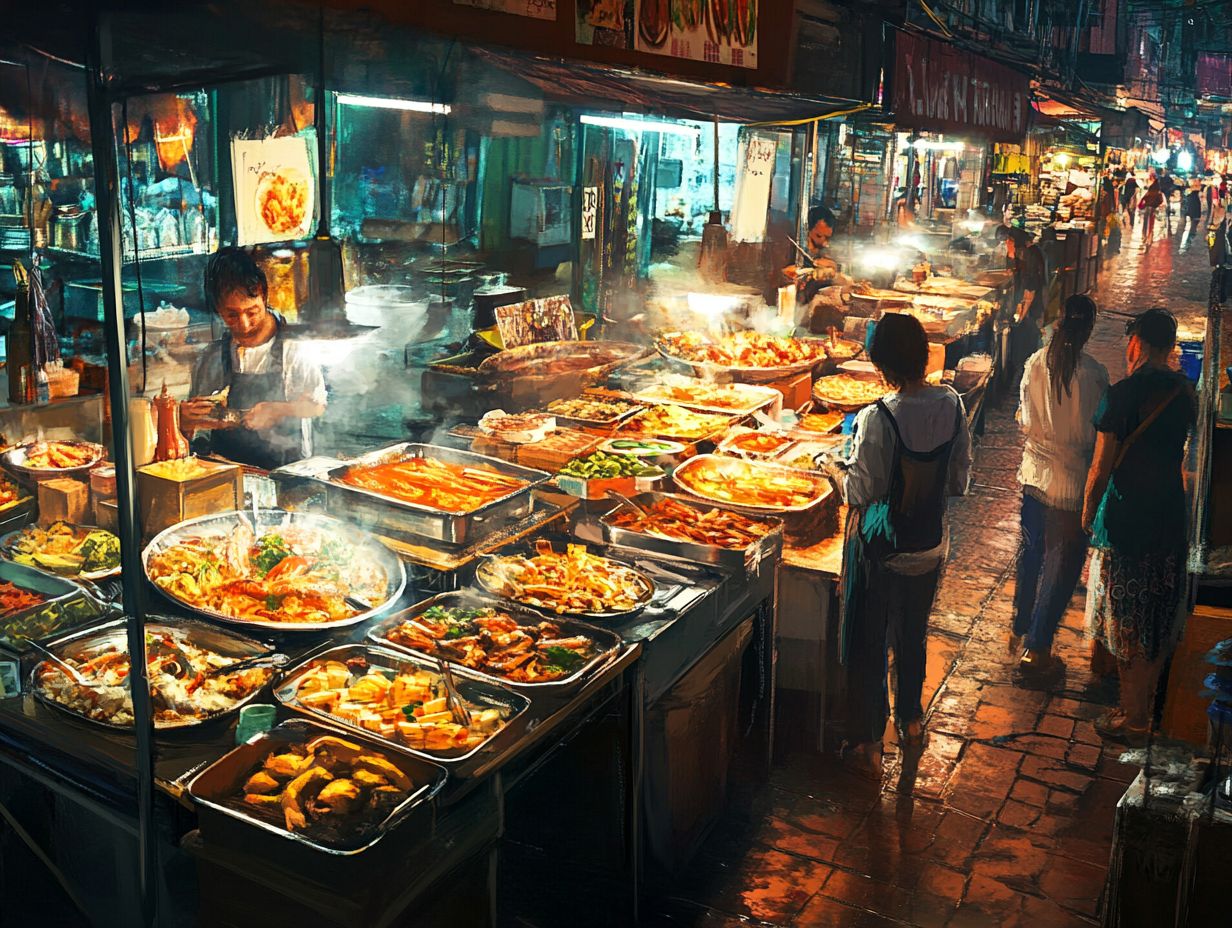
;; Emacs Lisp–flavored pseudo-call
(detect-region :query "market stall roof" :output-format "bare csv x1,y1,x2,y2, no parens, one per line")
472,48,863,125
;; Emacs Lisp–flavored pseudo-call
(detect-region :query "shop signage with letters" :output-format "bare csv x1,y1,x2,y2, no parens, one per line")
891,32,1031,142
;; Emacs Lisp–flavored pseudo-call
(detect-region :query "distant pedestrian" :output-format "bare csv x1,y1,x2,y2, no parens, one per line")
1083,308,1196,745
1157,170,1176,215
838,313,973,780
1178,179,1203,251
1137,178,1164,247
1120,173,1139,226
1012,295,1108,675
999,225,1047,389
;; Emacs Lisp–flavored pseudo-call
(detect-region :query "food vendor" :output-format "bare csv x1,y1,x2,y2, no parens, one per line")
180,248,326,469
790,204,850,332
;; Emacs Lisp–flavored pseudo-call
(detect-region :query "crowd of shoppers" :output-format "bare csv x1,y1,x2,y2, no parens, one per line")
838,236,1196,777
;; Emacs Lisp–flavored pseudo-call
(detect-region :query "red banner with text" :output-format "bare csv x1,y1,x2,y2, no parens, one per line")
891,32,1032,142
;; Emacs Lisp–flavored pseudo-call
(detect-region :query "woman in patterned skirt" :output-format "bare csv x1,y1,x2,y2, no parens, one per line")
1082,308,1196,744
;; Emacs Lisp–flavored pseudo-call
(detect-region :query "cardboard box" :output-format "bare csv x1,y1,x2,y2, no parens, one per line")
38,478,89,524
766,372,812,411
137,459,243,538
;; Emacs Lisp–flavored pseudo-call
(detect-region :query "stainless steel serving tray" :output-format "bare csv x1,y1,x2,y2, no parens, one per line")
367,590,623,694
654,335,831,384
1,522,122,582
274,643,531,768
31,616,275,733
0,559,96,654
672,454,836,515
3,440,106,480
542,396,646,430
189,718,447,857
142,509,406,633
599,491,784,572
473,545,655,620
318,443,552,545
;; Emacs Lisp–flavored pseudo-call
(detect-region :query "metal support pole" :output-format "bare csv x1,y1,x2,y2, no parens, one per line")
86,19,159,928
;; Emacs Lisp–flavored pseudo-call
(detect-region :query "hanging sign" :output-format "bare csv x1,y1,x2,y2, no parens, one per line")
634,0,758,69
581,186,599,240
454,0,556,19
891,31,1031,142
231,135,315,246
730,135,776,243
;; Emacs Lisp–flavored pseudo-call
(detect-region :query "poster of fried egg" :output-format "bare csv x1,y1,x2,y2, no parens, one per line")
232,134,316,245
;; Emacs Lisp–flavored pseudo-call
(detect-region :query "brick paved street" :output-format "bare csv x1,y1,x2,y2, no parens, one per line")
645,227,1212,928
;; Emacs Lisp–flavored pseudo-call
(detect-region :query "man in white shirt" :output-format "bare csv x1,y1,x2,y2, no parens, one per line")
181,248,326,469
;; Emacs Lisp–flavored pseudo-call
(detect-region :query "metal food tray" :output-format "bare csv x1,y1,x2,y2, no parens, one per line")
629,381,781,417
274,644,531,769
599,491,783,572
0,559,95,654
1,523,121,582
319,443,551,545
542,397,645,430
142,509,406,633
716,427,799,461
4,440,106,479
672,454,836,515
189,718,448,857
473,545,655,620
654,337,830,384
31,616,275,733
617,408,740,447
368,590,623,694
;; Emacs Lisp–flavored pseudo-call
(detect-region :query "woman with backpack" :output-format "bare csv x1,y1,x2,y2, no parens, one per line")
1011,295,1109,675
837,313,973,779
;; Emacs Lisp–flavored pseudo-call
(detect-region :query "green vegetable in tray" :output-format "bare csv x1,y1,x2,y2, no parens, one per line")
607,439,675,453
79,531,121,573
559,451,663,480
542,645,585,675
252,533,293,577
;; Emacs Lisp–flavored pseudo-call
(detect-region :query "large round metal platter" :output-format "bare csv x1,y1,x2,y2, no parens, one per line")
654,334,830,384
473,547,655,620
143,509,406,633
4,440,105,479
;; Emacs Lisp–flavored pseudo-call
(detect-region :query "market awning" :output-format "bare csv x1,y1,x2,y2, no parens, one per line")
471,48,865,125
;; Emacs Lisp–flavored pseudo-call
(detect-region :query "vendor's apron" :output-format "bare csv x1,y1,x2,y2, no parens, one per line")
210,329,303,470
839,397,962,664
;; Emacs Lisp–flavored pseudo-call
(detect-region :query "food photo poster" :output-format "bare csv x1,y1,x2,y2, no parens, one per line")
231,134,316,246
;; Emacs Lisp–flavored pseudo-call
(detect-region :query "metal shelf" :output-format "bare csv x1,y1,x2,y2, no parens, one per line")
43,243,212,264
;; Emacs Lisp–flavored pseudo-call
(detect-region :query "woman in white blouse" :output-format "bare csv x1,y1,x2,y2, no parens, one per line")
1012,295,1109,673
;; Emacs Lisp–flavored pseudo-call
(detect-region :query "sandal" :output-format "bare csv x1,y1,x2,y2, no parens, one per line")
1018,650,1053,674
841,742,884,783
898,719,926,747
1095,711,1150,747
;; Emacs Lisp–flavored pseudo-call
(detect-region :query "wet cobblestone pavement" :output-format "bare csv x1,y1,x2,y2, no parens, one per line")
644,228,1213,928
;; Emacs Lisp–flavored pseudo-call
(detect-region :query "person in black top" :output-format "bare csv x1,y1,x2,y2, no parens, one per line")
1082,307,1196,745
998,225,1047,389
1178,178,1203,251
1120,173,1139,227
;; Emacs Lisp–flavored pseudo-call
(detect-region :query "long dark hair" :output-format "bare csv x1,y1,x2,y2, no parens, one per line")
1048,294,1097,403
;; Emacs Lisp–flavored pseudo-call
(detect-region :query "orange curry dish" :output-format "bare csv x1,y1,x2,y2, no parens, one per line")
339,457,529,513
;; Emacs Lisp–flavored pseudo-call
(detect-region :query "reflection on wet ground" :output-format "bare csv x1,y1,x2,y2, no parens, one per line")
641,227,1211,927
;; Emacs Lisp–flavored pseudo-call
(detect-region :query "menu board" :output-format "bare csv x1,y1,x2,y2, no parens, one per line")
730,135,776,242
454,0,556,19
495,295,579,349
231,135,315,246
634,0,758,69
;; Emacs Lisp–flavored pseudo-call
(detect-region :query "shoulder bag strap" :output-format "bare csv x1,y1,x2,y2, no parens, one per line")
1111,383,1183,471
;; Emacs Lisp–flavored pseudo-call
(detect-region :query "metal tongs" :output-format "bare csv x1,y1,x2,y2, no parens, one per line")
204,651,289,680
605,488,648,516
27,640,97,688
435,657,472,727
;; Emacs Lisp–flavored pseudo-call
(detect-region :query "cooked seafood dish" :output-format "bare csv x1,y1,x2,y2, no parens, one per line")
657,331,828,369
721,431,796,457
631,377,775,413
289,656,509,754
146,516,390,625
606,497,776,550
237,733,414,837
812,374,891,409
339,455,528,513
5,521,120,577
383,603,599,684
14,440,102,471
476,541,654,616
0,579,46,617
0,476,25,511
620,404,733,441
546,395,642,423
675,456,833,511
35,626,272,728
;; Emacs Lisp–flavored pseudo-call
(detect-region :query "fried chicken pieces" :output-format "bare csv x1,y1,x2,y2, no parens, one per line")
240,734,413,833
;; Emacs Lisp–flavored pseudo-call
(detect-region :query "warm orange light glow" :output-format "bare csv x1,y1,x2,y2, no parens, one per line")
126,95,199,173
